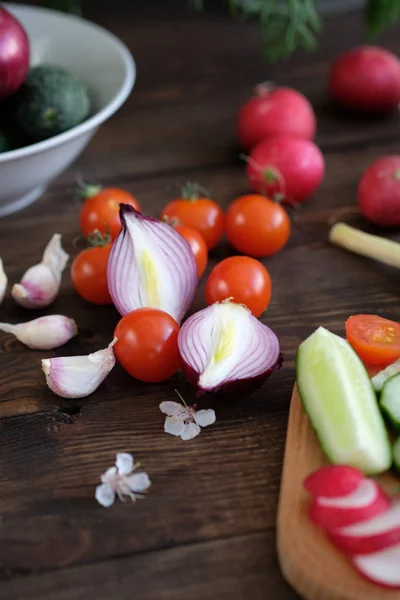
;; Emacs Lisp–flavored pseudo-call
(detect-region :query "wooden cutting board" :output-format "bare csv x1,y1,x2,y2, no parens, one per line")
277,386,399,600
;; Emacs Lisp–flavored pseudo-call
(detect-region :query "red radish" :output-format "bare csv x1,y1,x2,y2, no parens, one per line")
358,156,400,226
246,135,325,204
329,500,400,555
309,479,390,530
353,543,400,589
0,6,30,98
237,84,316,150
304,466,364,498
329,46,400,113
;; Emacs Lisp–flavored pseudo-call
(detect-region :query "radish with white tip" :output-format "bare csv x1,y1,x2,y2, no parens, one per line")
353,543,400,589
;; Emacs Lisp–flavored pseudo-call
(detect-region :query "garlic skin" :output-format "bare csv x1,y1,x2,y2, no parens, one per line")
107,205,197,323
12,234,69,309
0,315,78,350
42,338,117,399
0,258,7,305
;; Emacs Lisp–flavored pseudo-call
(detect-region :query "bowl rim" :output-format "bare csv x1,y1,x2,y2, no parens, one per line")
0,2,135,163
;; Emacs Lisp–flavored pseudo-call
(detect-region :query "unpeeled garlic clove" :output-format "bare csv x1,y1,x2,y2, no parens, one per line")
0,315,78,350
12,234,69,309
42,338,117,398
0,258,7,305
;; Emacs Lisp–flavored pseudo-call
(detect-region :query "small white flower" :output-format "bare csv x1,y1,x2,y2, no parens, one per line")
95,453,151,508
160,393,216,441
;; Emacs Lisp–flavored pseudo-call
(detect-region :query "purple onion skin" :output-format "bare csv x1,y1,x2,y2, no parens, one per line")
181,352,284,401
0,7,30,98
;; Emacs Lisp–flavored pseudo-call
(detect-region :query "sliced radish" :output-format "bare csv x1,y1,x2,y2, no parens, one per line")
309,479,389,530
329,500,400,555
304,466,364,498
353,543,400,589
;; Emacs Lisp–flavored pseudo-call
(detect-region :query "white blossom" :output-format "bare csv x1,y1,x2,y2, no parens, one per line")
95,453,151,507
160,399,216,441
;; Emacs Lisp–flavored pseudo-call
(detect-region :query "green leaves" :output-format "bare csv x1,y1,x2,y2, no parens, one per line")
366,0,400,36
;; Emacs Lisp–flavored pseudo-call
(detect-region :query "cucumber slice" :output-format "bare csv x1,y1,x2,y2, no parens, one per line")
372,359,400,392
394,438,400,476
297,327,392,475
380,374,400,433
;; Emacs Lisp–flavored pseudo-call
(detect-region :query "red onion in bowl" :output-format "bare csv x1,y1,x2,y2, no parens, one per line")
0,6,30,98
178,300,283,397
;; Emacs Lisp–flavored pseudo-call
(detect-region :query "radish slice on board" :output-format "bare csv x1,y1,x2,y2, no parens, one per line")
353,543,400,589
309,479,389,530
329,501,400,555
304,465,364,498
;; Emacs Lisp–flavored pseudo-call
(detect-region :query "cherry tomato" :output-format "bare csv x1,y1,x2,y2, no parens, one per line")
71,244,112,305
160,184,224,249
346,314,400,365
114,308,181,382
173,224,208,278
80,187,141,239
205,256,272,317
225,194,290,257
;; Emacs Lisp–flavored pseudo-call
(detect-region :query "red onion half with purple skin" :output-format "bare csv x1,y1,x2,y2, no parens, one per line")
0,7,30,98
178,300,283,397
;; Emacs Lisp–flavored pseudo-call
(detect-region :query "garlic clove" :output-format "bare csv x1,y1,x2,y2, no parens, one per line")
12,234,69,309
42,338,117,399
0,315,78,350
178,300,282,396
0,258,7,305
108,205,197,323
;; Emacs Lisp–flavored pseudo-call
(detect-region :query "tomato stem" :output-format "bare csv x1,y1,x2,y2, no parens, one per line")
76,176,103,200
87,228,111,248
181,181,210,201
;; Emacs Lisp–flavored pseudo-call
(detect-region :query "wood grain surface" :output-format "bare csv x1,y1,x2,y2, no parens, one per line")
1,2,400,599
278,387,399,600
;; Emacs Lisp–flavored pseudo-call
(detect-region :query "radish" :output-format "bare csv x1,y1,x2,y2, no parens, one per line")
236,84,316,150
329,500,400,555
309,479,390,530
246,135,325,204
358,156,400,227
329,46,400,113
353,543,400,589
304,466,365,498
0,6,30,98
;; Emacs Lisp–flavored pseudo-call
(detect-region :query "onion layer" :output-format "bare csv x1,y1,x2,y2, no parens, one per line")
178,300,282,396
108,205,197,323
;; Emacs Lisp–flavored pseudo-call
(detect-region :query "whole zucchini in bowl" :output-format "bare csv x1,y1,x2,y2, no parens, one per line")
12,65,90,140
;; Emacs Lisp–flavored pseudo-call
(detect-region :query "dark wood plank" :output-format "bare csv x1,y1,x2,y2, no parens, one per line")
0,532,298,600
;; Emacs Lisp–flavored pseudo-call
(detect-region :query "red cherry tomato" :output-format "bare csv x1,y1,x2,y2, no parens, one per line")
205,256,272,317
225,194,290,257
346,314,400,366
237,84,316,150
329,46,400,113
114,308,181,382
80,187,141,239
172,224,208,278
160,184,224,249
71,244,112,305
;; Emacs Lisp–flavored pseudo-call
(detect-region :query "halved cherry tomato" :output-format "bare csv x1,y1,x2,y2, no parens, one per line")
205,256,272,317
71,243,112,305
114,308,181,382
173,224,208,278
346,314,400,365
225,194,290,257
80,186,141,239
160,183,224,249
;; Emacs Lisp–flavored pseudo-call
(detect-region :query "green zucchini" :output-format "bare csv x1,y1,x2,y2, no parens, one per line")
380,374,400,433
296,327,392,475
372,359,400,392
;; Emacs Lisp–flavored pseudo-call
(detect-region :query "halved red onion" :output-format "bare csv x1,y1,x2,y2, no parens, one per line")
107,205,197,323
178,300,282,396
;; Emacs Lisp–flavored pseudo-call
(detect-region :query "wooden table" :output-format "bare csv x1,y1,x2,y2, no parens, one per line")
1,3,400,599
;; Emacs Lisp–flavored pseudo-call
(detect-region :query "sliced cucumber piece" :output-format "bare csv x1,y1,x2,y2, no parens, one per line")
381,374,400,433
394,437,400,476
297,327,392,475
372,359,400,392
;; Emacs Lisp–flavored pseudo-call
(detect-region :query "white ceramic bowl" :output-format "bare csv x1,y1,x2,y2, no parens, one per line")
0,3,135,217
